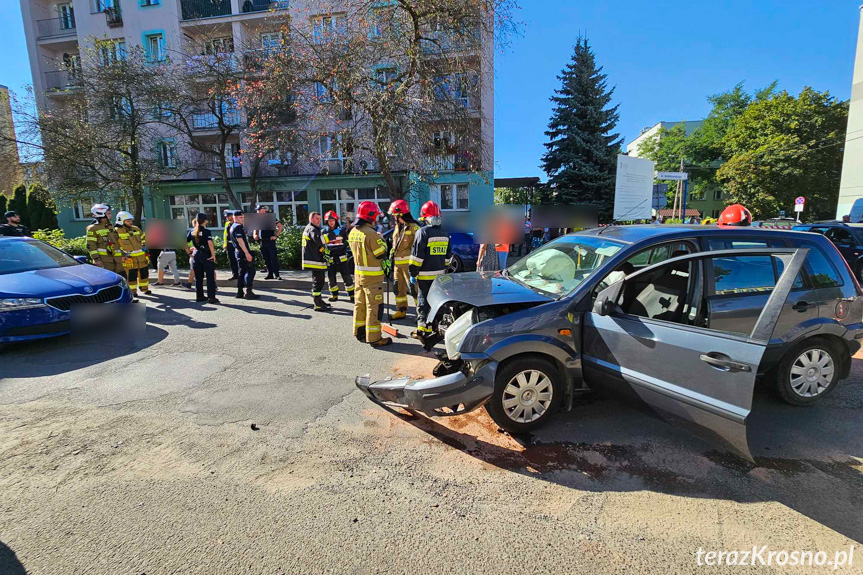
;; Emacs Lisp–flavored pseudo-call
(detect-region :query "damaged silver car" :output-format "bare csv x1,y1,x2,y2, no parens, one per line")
357,226,863,460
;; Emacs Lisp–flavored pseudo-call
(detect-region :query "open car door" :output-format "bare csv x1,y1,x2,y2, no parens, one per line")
582,248,809,461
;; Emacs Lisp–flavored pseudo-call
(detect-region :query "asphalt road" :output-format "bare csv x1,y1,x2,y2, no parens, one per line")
0,282,861,574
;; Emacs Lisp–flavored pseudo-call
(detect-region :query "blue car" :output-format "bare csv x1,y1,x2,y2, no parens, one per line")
0,237,132,343
382,229,479,272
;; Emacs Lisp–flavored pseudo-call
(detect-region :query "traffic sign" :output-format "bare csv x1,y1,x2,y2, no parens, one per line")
795,197,805,205
656,171,688,181
794,204,804,213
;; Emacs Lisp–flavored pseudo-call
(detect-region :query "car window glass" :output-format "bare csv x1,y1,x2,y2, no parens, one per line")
712,256,776,295
826,228,855,246
616,259,698,325
707,238,769,250
807,227,829,235
799,242,841,288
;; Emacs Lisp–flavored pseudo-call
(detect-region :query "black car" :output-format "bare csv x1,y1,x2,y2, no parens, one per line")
359,225,863,460
793,222,863,282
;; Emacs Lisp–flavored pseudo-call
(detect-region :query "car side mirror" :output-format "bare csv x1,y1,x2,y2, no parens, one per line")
73,256,88,264
592,281,624,316
593,296,614,316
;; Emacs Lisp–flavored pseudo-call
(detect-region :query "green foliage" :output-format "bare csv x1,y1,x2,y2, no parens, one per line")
32,229,88,256
717,87,847,220
0,194,6,215
542,36,622,221
25,184,59,231
495,186,556,205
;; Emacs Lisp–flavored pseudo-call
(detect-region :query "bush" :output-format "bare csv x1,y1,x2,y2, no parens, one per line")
32,229,88,256
174,226,303,270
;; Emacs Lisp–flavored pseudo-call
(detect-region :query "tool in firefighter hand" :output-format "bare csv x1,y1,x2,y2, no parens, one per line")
381,256,399,338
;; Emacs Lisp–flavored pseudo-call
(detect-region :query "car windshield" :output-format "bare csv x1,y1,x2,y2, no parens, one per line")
0,240,80,275
506,235,624,297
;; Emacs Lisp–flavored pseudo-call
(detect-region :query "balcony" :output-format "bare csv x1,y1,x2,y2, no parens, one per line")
192,111,241,130
105,6,123,27
187,53,241,74
423,153,471,172
36,17,76,40
45,70,82,91
181,0,232,20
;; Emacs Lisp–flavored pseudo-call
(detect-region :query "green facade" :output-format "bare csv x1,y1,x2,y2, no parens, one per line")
56,171,494,236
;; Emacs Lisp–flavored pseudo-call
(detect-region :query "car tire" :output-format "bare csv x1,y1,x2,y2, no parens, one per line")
773,338,843,406
485,356,564,434
446,255,463,274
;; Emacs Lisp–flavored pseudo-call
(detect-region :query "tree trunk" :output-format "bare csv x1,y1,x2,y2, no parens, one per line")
218,141,242,210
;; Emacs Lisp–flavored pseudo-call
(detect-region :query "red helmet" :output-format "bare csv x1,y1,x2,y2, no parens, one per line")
718,204,752,227
388,199,410,216
357,201,381,222
420,201,441,219
324,210,339,222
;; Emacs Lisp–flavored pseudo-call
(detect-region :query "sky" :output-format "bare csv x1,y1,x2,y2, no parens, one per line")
1,1,859,179
493,0,861,178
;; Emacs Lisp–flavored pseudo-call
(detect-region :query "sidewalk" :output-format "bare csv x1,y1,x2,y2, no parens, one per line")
166,268,317,290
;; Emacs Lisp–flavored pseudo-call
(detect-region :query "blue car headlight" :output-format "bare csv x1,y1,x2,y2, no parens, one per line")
0,297,47,312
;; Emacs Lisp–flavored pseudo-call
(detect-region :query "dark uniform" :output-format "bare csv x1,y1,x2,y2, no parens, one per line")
260,226,280,279
302,221,329,310
0,224,31,237
348,220,388,342
188,227,217,300
323,224,354,302
410,224,452,335
230,220,256,297
223,219,239,278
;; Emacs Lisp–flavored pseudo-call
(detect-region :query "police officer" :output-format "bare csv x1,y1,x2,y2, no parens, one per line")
223,210,239,280
187,212,220,303
388,200,420,320
85,204,123,274
254,204,283,280
410,201,451,341
229,210,259,299
323,210,355,302
114,211,151,296
0,211,31,237
348,201,392,347
302,212,332,312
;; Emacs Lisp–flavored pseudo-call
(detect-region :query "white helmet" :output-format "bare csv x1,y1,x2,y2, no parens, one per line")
91,203,111,218
115,210,134,225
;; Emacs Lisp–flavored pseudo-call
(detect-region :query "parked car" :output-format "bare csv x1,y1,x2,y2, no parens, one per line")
0,237,133,343
357,225,863,460
382,229,478,272
792,222,863,283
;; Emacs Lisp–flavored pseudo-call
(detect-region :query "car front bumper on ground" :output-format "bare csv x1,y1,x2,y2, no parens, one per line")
355,360,499,417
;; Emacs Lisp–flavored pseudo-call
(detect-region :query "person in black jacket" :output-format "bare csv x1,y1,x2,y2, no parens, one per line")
186,213,219,303
302,212,331,312
410,201,451,341
229,211,258,300
0,211,31,237
322,210,354,302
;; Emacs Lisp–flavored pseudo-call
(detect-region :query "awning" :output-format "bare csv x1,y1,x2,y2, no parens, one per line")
658,208,701,218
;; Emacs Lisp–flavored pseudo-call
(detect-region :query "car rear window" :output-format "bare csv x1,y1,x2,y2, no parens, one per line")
712,256,777,295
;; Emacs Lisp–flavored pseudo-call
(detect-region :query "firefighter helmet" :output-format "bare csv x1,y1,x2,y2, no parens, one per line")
388,199,410,216
420,201,441,219
91,203,111,219
324,210,339,222
718,204,752,227
357,201,381,222
115,211,134,225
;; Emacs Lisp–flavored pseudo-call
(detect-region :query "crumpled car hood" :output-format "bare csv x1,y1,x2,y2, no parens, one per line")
428,271,553,320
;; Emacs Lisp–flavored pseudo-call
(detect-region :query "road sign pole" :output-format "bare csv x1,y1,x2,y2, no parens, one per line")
682,179,688,222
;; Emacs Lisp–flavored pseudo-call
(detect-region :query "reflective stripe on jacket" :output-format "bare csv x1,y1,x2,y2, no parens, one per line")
302,223,327,270
115,224,148,268
410,225,452,280
85,220,121,264
348,222,387,285
391,221,420,266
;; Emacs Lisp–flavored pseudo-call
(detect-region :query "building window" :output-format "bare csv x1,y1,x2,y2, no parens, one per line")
169,194,231,228
312,14,346,44
713,189,722,200
204,36,234,55
243,191,309,226
58,3,76,29
158,140,177,168
316,133,352,161
214,143,241,177
374,67,398,91
314,81,333,103
97,39,126,65
711,209,721,219
319,188,390,223
73,197,131,221
436,183,470,211
433,73,477,108
145,33,166,62
370,6,395,39
260,32,284,54
139,0,159,6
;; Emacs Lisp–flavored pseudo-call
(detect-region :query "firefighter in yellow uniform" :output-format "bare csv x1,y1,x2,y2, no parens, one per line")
348,201,392,348
115,210,151,295
387,199,421,320
85,203,123,274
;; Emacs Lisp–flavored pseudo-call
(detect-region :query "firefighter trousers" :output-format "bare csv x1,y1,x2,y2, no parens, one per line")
127,266,150,292
394,264,416,311
354,282,384,343
416,279,434,333
327,259,355,297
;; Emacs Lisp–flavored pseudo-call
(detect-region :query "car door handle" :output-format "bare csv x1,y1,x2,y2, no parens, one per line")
700,353,752,373
792,301,816,312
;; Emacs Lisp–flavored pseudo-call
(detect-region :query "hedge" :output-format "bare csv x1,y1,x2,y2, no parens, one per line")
34,226,305,270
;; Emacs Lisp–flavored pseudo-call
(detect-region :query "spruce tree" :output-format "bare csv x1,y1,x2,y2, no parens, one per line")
0,194,6,217
541,36,623,221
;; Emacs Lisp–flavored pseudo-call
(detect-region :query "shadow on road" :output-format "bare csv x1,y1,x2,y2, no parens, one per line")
0,541,28,574
371,359,863,544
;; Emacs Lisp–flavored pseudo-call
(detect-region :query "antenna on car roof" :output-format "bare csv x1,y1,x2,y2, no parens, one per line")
598,198,650,235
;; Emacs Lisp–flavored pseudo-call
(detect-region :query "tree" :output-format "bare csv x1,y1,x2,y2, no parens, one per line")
267,0,515,200
9,45,183,225
26,184,59,230
541,36,622,221
495,185,555,205
0,194,6,216
717,87,847,220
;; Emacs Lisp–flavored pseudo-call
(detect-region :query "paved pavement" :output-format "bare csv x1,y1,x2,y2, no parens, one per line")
0,283,861,574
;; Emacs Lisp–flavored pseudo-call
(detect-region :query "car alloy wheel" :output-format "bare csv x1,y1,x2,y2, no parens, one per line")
502,369,554,424
446,255,462,274
789,348,835,398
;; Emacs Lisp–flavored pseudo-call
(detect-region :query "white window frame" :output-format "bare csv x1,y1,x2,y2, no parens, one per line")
312,13,346,44
98,39,126,66
145,33,166,62
261,32,283,54
169,194,232,228
73,197,131,221
159,140,178,168
58,3,75,29
204,36,234,56
435,183,470,211
713,189,723,200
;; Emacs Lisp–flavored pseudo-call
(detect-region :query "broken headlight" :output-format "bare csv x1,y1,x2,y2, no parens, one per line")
444,309,476,360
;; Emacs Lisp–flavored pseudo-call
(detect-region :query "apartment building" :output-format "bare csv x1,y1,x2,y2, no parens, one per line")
837,6,863,219
20,0,494,235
